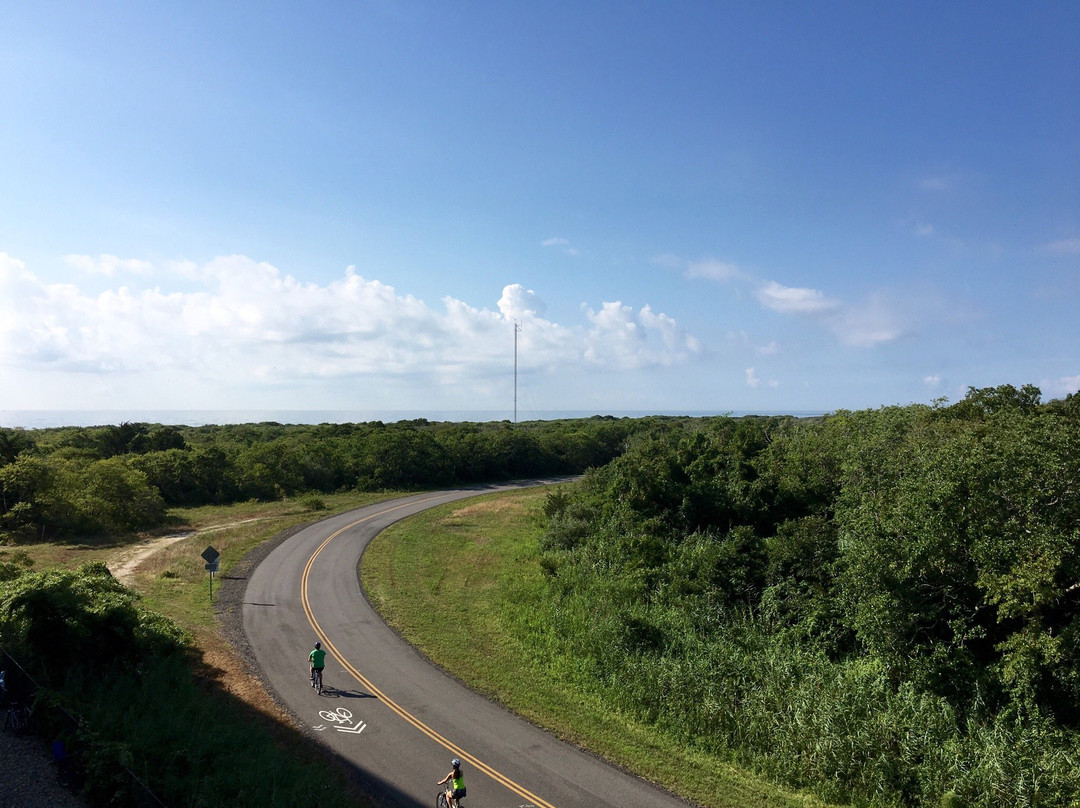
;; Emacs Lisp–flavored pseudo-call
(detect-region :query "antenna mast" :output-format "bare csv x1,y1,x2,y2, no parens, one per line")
514,320,521,423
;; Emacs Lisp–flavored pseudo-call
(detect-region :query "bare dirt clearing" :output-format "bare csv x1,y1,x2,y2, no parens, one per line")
106,517,268,586
107,532,193,585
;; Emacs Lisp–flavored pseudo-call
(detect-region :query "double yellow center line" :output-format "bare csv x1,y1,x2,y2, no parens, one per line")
300,497,557,808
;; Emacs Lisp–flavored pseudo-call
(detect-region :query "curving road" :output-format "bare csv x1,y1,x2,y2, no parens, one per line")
243,484,692,808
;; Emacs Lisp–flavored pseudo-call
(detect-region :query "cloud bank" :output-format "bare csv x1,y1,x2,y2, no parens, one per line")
0,253,699,407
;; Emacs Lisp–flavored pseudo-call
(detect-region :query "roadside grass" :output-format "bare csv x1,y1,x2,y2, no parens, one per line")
8,490,405,808
0,536,123,570
361,486,838,808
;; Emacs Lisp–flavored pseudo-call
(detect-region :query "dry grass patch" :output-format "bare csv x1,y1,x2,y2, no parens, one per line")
450,498,527,518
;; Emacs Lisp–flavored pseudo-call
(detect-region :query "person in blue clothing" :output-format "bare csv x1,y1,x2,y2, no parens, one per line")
309,641,326,688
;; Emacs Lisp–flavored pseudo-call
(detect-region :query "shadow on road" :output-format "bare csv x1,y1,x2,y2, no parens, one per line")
318,687,376,700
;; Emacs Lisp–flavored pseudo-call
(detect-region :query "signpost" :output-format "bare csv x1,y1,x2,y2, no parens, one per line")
201,546,220,602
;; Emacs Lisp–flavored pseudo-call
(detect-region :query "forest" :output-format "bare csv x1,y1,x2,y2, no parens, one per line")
537,385,1080,806
0,415,641,540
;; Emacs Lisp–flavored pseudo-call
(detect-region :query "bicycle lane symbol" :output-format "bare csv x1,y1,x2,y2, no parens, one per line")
313,707,367,735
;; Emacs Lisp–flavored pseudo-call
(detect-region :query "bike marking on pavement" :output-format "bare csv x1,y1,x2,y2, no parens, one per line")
300,495,558,808
318,707,368,734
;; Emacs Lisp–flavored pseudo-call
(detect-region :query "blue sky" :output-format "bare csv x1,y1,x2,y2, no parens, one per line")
1,1,1078,417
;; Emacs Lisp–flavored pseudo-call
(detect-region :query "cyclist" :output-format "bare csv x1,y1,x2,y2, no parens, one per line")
309,641,326,689
437,758,466,807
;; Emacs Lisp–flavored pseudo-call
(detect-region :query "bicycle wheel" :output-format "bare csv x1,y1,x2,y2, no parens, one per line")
4,704,28,734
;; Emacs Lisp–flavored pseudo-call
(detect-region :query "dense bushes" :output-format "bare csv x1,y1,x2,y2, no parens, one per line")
0,563,362,807
0,416,640,540
0,562,187,686
538,387,1080,806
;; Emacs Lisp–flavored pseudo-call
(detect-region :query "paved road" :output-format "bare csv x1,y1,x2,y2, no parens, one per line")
243,485,691,808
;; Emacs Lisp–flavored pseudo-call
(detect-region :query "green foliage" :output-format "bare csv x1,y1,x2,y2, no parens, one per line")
0,563,186,684
0,428,35,467
299,492,328,511
0,549,34,582
0,562,362,807
536,393,1080,806
0,454,165,538
2,416,648,538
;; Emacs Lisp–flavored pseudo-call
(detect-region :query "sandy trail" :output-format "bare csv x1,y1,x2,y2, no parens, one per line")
108,533,193,585
107,517,267,586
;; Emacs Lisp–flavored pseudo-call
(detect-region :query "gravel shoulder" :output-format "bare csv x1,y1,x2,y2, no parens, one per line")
213,521,311,726
0,730,87,808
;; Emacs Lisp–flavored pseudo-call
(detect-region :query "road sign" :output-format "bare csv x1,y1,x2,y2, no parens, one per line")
202,546,220,601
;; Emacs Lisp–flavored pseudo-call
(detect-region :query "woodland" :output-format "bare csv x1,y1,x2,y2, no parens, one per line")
0,415,638,539
536,385,1080,805
1,386,1079,806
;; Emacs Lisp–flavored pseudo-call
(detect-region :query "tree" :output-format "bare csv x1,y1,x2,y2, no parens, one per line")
70,458,166,534
0,428,34,467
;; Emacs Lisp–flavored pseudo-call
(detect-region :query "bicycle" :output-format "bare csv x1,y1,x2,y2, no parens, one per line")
436,782,463,808
311,667,323,695
3,699,30,734
0,671,29,735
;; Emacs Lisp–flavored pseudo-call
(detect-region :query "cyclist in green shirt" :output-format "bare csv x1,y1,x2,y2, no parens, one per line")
437,758,466,807
309,641,326,688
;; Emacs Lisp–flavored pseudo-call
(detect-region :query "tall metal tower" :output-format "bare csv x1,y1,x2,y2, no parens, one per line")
514,320,521,423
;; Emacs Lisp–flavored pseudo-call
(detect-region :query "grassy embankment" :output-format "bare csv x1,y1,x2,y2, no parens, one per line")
361,485,840,808
8,490,401,808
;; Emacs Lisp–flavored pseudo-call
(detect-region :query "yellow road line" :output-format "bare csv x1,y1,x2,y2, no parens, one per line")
301,497,558,808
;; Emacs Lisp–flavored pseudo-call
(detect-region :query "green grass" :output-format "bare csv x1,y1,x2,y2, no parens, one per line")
361,486,839,808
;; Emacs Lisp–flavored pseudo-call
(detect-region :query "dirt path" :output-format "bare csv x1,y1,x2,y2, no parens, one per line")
106,517,267,586
107,532,194,585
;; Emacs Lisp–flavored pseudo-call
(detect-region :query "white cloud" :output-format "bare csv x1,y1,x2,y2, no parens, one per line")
64,253,155,276
756,280,840,315
541,237,579,256
1040,374,1080,400
923,374,942,387
657,254,744,283
685,258,741,283
0,255,700,401
675,251,909,350
752,278,909,348
651,253,683,270
920,176,952,192
727,331,779,356
497,284,547,318
1041,238,1080,255
914,223,935,238
826,295,906,347
581,301,699,369
744,366,778,390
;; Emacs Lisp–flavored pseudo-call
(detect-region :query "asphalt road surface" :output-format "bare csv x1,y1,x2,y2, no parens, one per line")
243,484,692,808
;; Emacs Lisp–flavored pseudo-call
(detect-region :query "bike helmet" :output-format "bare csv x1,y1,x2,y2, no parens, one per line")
314,641,321,649
451,758,460,768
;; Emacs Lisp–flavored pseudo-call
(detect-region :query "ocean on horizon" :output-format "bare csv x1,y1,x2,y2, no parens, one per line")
0,409,826,430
